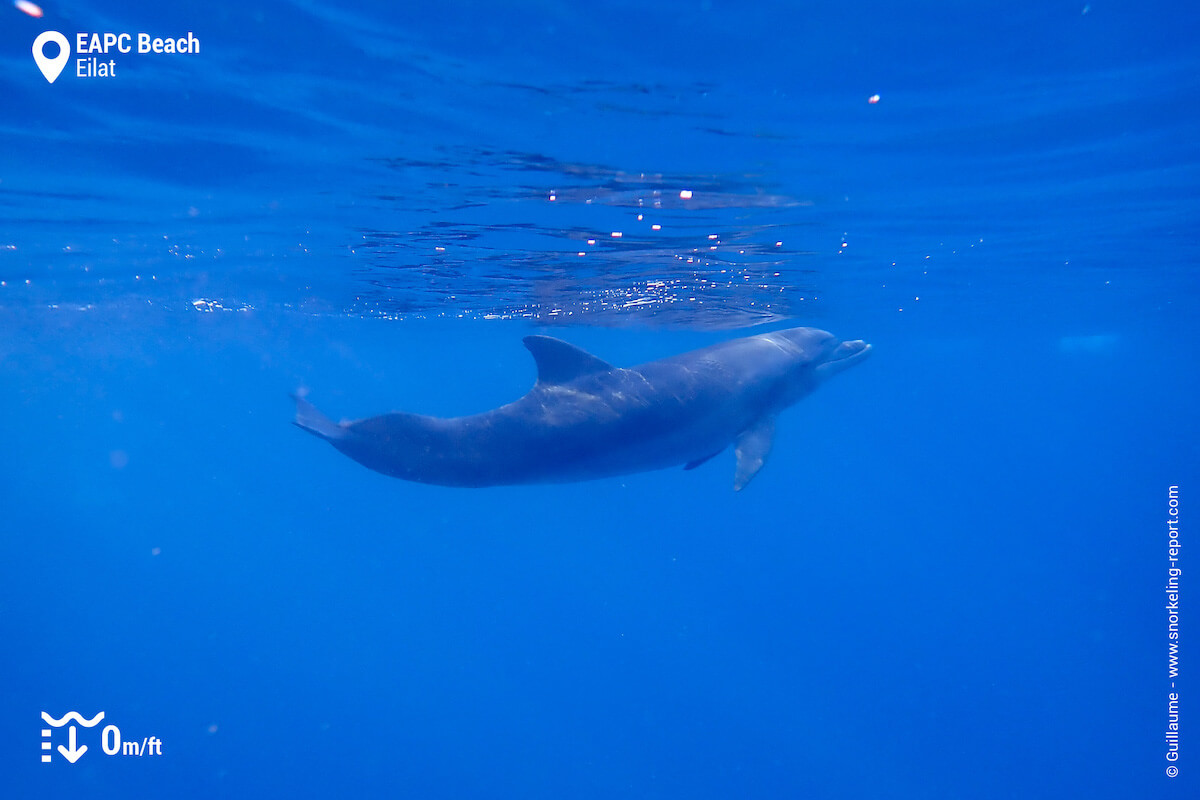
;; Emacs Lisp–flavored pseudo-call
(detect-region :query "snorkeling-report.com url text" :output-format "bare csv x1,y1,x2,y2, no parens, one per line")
1166,484,1181,778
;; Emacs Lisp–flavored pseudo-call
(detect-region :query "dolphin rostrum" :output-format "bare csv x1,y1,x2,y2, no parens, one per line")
293,326,871,490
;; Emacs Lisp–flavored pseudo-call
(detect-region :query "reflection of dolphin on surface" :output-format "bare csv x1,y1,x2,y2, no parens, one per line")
294,326,871,490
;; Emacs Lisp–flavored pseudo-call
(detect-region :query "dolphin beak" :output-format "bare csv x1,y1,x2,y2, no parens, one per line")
815,339,872,379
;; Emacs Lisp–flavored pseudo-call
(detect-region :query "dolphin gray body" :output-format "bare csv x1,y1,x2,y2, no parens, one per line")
293,326,871,490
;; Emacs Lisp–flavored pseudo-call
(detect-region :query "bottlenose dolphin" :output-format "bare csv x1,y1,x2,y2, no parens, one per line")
293,326,871,490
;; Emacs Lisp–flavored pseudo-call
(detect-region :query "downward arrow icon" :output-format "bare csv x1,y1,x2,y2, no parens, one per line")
58,725,87,763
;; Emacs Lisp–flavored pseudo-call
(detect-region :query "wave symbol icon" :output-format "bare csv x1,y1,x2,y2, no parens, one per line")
42,711,105,727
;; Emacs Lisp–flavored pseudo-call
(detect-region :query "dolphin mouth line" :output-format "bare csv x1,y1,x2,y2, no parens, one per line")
814,339,871,379
828,340,871,363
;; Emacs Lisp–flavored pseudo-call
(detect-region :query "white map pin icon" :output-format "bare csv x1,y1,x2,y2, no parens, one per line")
33,31,70,83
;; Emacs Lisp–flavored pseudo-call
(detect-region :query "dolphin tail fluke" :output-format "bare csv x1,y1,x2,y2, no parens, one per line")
292,394,347,441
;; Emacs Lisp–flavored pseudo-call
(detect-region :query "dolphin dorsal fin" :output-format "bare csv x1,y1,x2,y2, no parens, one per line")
523,335,614,385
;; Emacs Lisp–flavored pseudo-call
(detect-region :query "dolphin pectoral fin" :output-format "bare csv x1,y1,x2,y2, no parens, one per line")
523,335,614,385
684,450,724,470
733,416,776,491
293,394,348,442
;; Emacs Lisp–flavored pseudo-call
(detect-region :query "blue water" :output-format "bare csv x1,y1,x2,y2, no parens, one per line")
2,0,1198,797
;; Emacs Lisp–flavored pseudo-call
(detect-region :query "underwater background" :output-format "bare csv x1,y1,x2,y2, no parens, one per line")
1,0,1197,797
